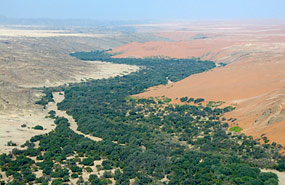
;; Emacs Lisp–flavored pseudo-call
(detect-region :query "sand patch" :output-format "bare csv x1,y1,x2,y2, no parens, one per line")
0,107,55,154
0,26,118,38
118,21,285,147
48,92,103,142
0,31,140,154
0,61,138,154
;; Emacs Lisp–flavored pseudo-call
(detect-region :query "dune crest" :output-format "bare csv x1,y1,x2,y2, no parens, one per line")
113,21,285,146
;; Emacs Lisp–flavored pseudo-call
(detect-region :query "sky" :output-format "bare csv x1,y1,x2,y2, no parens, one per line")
0,0,284,20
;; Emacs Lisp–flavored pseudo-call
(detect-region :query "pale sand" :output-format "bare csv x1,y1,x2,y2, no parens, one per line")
0,110,55,154
48,92,103,142
0,27,118,38
0,62,138,154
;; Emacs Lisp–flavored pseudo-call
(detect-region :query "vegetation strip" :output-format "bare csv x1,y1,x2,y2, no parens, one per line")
1,50,284,184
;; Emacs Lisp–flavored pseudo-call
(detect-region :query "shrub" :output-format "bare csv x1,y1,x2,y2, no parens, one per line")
71,173,79,179
163,97,172,103
102,160,113,170
194,98,205,104
85,167,93,172
80,158,94,166
103,171,112,178
33,125,44,130
229,126,243,132
7,140,17,146
180,97,188,102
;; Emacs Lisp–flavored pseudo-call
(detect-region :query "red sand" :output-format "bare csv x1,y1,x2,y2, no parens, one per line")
137,53,285,102
112,21,285,147
112,40,236,61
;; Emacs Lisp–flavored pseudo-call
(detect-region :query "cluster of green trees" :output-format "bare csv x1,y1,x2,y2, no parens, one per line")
70,50,216,82
35,88,54,107
1,50,284,184
179,96,205,104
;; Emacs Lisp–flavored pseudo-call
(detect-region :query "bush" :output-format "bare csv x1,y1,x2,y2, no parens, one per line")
48,110,56,118
264,178,278,185
51,179,63,185
180,97,188,102
103,171,112,178
89,174,102,184
229,126,243,132
7,140,17,146
194,98,205,104
71,173,79,179
70,166,82,173
33,125,44,130
277,161,285,171
163,97,172,103
102,160,113,170
187,98,194,103
80,158,94,166
85,167,93,172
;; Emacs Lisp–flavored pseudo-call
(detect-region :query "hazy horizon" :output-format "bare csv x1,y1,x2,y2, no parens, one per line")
1,0,284,21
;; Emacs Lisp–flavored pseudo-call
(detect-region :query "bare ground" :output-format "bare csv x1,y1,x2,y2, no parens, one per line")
0,26,150,153
116,21,285,148
48,92,103,142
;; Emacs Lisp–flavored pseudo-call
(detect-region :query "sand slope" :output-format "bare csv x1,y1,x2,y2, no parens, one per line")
136,48,285,144
0,26,145,153
116,21,285,147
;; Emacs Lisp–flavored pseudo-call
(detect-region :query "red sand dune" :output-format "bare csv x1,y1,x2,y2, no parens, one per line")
112,40,237,61
136,50,285,145
137,52,285,102
112,21,285,147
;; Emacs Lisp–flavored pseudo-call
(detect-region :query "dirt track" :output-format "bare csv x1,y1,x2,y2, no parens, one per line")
48,92,103,142
261,169,285,185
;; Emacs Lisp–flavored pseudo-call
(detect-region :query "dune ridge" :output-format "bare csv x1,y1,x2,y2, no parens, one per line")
113,21,285,147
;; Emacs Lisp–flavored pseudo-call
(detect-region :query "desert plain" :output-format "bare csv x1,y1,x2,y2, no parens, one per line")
1,20,285,154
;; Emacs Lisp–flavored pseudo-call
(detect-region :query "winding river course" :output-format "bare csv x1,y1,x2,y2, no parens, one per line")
46,92,285,184
47,92,103,142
